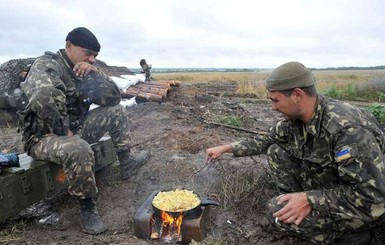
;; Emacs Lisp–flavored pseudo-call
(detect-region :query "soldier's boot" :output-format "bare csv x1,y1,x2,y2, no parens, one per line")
79,198,106,235
117,150,150,180
335,230,373,245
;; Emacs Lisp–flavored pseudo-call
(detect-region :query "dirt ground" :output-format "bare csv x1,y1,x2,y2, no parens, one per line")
0,81,313,245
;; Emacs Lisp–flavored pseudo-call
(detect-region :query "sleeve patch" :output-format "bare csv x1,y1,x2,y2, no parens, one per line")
335,147,352,162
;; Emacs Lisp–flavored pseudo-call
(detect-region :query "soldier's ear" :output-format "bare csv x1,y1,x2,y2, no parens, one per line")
292,88,303,102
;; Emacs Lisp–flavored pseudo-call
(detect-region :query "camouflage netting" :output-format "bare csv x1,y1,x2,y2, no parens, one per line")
0,58,36,92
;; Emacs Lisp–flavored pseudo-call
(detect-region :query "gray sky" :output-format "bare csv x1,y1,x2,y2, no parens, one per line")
1,0,384,69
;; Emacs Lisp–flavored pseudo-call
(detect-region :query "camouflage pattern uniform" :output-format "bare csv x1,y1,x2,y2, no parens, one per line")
18,49,131,199
139,59,152,81
232,95,385,244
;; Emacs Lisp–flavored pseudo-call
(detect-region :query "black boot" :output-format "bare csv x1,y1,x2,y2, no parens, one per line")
117,150,150,180
79,198,106,234
335,230,373,245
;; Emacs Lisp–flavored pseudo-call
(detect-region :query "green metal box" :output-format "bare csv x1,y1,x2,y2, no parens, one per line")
0,136,116,223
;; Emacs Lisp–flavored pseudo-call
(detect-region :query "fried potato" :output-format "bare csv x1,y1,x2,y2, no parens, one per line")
152,189,200,212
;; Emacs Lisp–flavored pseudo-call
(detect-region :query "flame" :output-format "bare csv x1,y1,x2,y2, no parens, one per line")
175,214,183,234
160,210,183,235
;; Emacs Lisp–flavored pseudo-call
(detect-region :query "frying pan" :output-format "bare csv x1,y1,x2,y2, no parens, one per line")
152,189,219,219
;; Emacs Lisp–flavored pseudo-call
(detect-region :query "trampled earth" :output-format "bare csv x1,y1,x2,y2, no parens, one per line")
0,81,312,245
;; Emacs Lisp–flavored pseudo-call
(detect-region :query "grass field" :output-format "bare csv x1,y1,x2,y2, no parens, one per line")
154,69,385,102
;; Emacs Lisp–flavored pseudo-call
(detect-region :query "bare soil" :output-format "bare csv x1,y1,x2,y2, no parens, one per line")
0,81,312,245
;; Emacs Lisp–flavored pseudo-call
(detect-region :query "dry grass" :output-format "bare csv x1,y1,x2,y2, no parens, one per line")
154,71,268,84
315,70,385,101
0,220,26,244
154,70,385,101
214,158,275,215
314,69,385,90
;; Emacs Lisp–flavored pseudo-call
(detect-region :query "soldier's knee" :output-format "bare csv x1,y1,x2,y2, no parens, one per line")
267,144,284,162
104,104,126,120
266,197,282,226
64,139,94,160
65,140,95,174
114,104,126,115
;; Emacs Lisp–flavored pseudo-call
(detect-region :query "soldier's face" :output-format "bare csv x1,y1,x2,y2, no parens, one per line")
268,91,300,121
66,42,99,65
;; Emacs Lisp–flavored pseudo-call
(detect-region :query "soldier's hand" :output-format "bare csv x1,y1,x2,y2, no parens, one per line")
273,192,311,225
67,129,74,137
73,62,98,77
205,144,234,163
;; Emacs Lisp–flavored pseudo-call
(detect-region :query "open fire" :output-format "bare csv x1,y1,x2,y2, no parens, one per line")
134,190,216,244
150,210,184,242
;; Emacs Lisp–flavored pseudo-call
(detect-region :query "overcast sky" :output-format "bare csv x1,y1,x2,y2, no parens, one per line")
1,0,384,69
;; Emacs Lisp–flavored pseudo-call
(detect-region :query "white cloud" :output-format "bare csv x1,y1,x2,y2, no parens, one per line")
0,0,384,68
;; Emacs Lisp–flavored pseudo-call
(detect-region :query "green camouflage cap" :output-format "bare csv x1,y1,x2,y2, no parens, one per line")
266,61,315,91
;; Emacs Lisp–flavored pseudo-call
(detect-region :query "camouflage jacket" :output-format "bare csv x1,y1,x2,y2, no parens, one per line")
232,95,385,223
18,49,121,153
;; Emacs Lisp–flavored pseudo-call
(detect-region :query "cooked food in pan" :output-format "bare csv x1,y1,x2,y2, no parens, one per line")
152,189,200,212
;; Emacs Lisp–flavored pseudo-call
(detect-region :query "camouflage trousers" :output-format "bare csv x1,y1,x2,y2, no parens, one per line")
265,144,378,244
29,104,131,199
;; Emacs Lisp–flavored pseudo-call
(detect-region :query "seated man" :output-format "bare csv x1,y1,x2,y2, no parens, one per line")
206,61,385,244
18,27,150,234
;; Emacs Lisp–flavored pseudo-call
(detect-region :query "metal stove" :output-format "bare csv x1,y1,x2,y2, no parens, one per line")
134,191,211,244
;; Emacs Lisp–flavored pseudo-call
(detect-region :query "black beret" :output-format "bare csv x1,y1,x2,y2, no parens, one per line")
65,27,101,52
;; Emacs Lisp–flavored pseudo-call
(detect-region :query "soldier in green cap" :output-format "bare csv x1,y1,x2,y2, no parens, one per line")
205,61,385,244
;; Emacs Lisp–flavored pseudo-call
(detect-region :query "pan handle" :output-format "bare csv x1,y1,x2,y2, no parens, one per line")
201,198,220,206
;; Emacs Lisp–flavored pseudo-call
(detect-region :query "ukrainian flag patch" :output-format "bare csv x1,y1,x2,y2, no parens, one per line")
335,147,352,162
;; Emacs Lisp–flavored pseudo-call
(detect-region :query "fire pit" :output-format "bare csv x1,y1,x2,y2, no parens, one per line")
134,190,218,244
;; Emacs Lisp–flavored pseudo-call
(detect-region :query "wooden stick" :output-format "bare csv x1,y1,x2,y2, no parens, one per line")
135,83,170,92
133,86,169,96
121,91,163,102
155,80,181,87
139,81,171,89
203,120,269,135
126,87,168,98
186,161,214,181
138,83,171,90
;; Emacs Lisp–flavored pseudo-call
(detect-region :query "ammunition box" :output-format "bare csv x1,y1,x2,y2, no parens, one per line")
0,95,11,110
0,136,116,223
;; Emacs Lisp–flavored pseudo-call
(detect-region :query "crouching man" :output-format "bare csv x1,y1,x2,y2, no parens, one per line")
205,61,385,244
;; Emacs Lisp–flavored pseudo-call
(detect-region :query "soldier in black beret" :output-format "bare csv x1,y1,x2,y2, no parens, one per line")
206,61,385,244
66,27,101,53
18,27,150,235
